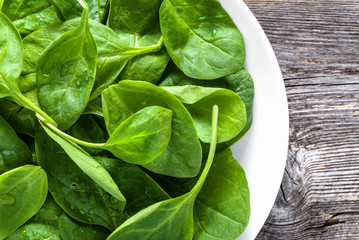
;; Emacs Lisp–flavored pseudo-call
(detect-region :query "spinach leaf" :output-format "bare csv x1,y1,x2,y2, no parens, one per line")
159,0,245,79
18,73,40,107
119,47,170,84
6,223,61,240
69,115,106,155
0,11,23,96
29,194,63,227
22,18,164,101
96,157,170,222
58,212,110,240
162,85,246,143
103,106,172,165
35,126,125,230
36,2,97,130
0,115,33,173
193,148,250,240
0,99,36,136
1,0,61,36
160,66,255,148
108,0,170,84
50,0,108,22
107,105,218,240
0,165,48,239
102,80,202,178
38,121,126,206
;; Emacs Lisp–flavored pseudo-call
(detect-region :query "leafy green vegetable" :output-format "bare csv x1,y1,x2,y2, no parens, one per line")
6,223,61,240
103,106,172,164
0,11,23,97
1,0,61,36
0,0,253,238
0,99,36,136
0,115,32,173
108,0,170,84
159,0,245,79
160,66,255,149
58,212,110,240
69,115,106,155
36,2,97,130
29,194,63,226
107,105,218,240
97,157,170,222
50,0,108,22
162,85,247,143
102,80,202,177
0,165,48,239
193,148,250,240
36,125,125,230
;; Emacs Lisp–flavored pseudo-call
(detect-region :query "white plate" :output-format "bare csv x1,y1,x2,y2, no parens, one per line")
219,0,289,239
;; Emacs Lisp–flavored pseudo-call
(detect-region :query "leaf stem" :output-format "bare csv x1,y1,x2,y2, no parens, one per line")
13,91,58,127
36,113,106,149
191,105,218,195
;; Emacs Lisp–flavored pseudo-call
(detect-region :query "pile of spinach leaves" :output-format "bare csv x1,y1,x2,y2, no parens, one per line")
0,0,254,239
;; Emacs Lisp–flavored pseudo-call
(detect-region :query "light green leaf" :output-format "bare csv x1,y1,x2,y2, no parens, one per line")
0,165,48,239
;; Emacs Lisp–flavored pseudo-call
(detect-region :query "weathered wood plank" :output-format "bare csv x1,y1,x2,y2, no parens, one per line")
242,0,359,239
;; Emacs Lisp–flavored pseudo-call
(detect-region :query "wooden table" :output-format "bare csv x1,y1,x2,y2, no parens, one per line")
242,1,359,239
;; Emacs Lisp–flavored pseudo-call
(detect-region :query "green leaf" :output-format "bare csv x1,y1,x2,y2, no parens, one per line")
0,165,48,239
107,105,219,240
38,122,125,206
108,0,170,84
104,106,172,165
6,223,61,240
160,66,255,148
36,6,97,130
96,157,170,222
102,80,202,178
159,0,245,79
29,194,63,227
22,18,163,101
119,47,170,84
0,115,33,174
35,126,125,230
50,0,108,22
0,11,23,94
193,148,250,240
69,115,106,155
58,213,110,240
0,99,36,136
162,85,246,143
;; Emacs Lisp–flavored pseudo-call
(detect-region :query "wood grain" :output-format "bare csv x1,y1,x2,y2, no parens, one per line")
242,0,359,239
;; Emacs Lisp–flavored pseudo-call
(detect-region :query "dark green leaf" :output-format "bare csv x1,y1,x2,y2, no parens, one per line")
104,106,172,165
29,194,63,227
102,80,202,178
106,105,219,240
36,126,125,230
0,115,33,173
38,122,125,206
0,99,36,136
58,212,110,240
69,115,106,155
193,148,250,240
6,223,61,240
36,7,97,130
159,0,245,79
96,156,170,222
0,165,48,239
